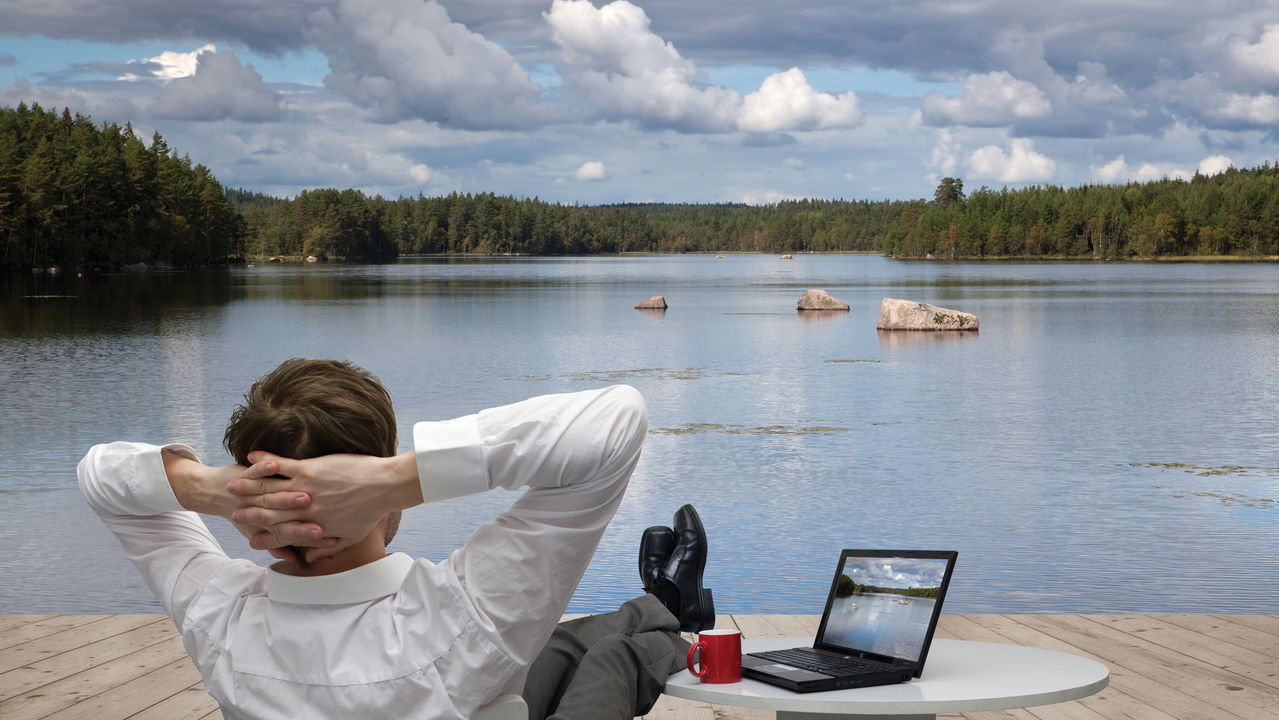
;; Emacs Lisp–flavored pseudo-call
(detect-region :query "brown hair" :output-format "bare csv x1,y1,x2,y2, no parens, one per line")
224,358,401,548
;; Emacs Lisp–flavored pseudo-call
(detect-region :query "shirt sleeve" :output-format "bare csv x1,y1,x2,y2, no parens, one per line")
423,385,648,668
78,441,233,625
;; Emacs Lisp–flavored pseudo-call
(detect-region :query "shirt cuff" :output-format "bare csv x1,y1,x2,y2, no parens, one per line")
133,444,193,514
413,414,488,503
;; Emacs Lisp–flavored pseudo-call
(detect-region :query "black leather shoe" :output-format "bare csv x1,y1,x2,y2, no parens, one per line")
639,525,675,594
661,504,715,632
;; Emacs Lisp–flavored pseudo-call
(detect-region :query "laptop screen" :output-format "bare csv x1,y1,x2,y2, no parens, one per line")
814,550,957,666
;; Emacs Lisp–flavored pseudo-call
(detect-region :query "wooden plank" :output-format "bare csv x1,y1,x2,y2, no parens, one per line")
1214,614,1279,637
0,618,179,701
0,615,167,675
731,614,819,640
1159,614,1279,660
0,617,107,652
1088,615,1279,690
959,615,1179,720
111,680,217,720
1016,614,1265,720
197,709,224,720
0,635,189,720
40,656,204,720
0,616,55,638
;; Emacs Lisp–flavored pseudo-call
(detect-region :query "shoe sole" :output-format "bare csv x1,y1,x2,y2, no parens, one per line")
677,504,713,632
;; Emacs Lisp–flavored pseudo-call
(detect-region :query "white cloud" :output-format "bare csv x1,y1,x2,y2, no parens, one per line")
737,67,860,132
1226,24,1279,85
149,50,283,122
547,0,689,78
966,138,1056,183
547,1,859,134
409,164,435,183
547,0,740,131
120,43,217,81
921,71,1050,126
575,160,607,181
739,189,803,205
1209,92,1279,126
305,0,541,127
783,157,805,169
927,129,961,177
1090,155,1197,184
1198,155,1233,176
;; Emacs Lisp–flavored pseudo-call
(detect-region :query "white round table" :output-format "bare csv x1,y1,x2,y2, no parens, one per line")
664,637,1109,720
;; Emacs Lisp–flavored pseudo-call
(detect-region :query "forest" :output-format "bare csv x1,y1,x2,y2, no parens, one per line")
0,104,242,270
834,575,941,599
3,105,1277,269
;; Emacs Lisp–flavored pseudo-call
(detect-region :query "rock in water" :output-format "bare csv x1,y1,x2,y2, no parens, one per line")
797,289,850,311
305,255,319,263
876,298,978,330
635,295,668,309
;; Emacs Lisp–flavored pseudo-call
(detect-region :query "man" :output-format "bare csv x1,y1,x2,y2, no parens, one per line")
79,358,714,719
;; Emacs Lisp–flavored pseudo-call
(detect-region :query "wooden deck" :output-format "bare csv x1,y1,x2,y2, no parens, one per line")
1,613,1275,719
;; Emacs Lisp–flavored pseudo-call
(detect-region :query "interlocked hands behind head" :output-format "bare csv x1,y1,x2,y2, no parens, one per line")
228,450,415,563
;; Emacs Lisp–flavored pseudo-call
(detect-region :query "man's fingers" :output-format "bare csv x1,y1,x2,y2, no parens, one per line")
247,522,334,550
248,451,304,479
239,456,280,480
231,506,306,528
256,491,311,510
226,476,271,497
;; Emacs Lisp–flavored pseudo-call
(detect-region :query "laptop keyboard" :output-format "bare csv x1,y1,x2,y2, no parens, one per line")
751,649,884,677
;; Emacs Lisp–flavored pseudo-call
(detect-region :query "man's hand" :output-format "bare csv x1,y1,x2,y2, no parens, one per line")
226,450,421,562
161,448,326,557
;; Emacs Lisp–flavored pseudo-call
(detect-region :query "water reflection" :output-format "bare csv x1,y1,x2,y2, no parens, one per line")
875,329,979,348
1,269,233,336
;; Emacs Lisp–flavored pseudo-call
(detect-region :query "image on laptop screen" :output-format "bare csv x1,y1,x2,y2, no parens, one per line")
817,553,951,662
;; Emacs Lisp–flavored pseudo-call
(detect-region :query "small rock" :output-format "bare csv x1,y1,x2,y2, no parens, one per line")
122,262,148,272
876,297,978,331
635,295,668,310
797,289,850,311
779,254,794,259
305,255,319,263
268,256,284,263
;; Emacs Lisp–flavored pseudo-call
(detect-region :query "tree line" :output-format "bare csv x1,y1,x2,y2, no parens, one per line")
834,574,940,599
4,104,1277,269
0,103,242,270
884,169,1279,259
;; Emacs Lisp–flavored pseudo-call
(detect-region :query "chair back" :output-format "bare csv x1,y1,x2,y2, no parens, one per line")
473,693,528,720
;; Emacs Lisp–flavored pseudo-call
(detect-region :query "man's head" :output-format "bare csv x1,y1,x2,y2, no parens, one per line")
224,358,401,552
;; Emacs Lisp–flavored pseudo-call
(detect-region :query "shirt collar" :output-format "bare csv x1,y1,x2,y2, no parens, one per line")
266,552,415,605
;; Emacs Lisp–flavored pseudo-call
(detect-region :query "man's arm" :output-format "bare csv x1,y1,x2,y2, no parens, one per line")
78,442,324,616
78,442,234,618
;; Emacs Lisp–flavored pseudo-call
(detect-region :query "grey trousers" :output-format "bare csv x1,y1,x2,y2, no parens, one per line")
521,593,692,720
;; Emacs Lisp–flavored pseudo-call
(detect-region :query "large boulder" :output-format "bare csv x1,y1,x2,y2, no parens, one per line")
797,289,850,311
877,298,978,331
635,295,668,309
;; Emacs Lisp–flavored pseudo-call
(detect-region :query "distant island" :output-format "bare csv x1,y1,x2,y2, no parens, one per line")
4,104,1277,271
834,574,941,599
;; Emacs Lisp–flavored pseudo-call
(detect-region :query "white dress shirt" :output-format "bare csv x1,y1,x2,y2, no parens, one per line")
78,385,646,720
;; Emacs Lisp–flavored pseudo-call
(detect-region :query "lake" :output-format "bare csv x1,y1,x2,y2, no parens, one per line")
2,254,1277,615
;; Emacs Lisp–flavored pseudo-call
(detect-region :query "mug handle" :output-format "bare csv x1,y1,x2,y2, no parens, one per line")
686,640,708,677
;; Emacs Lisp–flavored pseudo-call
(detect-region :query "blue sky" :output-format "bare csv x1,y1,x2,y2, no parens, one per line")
2,0,1276,203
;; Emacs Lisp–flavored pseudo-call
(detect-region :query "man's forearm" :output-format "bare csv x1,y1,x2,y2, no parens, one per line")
161,447,238,519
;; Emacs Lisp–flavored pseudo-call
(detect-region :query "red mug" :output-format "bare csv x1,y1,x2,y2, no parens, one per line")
686,628,742,683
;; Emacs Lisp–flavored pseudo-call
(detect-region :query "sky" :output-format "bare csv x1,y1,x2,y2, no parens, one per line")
1,0,1277,204
844,557,946,590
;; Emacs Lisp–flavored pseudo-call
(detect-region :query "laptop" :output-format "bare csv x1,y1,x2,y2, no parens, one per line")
741,549,958,693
